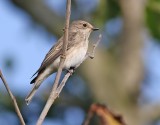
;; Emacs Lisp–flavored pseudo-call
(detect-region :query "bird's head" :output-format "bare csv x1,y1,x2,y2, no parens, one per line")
69,20,99,34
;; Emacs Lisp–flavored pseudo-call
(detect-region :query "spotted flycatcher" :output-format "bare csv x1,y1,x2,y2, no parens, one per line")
25,20,99,104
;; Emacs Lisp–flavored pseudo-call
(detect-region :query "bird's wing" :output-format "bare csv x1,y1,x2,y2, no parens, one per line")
31,32,77,77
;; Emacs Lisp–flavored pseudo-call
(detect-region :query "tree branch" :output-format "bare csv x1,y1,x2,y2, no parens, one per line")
56,34,102,97
36,32,101,125
36,0,71,125
87,34,102,59
0,70,25,125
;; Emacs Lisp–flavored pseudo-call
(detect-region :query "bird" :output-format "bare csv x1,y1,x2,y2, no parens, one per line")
25,20,99,105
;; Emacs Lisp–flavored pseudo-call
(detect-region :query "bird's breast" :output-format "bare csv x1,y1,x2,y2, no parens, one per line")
64,42,88,69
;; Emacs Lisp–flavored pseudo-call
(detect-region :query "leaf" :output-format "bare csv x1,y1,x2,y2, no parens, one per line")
146,0,160,41
92,0,120,26
83,103,126,125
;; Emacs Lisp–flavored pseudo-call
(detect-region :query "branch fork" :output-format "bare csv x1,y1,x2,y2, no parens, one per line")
36,33,102,125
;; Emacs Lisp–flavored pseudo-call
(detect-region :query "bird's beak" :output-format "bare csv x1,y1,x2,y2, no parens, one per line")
92,28,99,31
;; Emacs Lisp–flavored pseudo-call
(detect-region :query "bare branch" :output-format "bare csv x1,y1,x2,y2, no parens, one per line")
56,34,102,98
43,34,102,105
36,0,71,125
0,70,25,125
56,69,73,95
87,34,102,59
36,33,101,125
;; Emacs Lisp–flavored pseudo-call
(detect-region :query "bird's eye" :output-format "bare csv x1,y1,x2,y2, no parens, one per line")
83,23,87,27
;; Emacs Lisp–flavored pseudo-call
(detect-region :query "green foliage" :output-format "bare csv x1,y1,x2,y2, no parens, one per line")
107,0,120,19
146,0,160,40
92,0,120,26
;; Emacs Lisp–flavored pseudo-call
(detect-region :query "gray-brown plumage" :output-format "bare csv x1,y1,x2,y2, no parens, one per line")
25,20,99,105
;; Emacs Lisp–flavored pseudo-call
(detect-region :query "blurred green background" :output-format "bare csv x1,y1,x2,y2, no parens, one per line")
0,0,160,125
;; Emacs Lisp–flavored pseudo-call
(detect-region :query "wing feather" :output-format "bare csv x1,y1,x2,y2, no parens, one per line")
31,32,77,77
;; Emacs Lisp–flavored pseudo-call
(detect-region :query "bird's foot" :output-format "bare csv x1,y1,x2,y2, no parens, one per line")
67,67,75,75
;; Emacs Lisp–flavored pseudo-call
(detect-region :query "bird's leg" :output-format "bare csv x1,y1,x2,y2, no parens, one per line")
67,67,75,75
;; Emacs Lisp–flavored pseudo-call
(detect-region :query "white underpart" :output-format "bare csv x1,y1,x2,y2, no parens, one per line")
56,41,88,69
65,47,86,68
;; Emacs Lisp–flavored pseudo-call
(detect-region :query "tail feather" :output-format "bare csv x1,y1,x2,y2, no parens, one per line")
26,68,53,105
30,76,37,84
25,77,43,105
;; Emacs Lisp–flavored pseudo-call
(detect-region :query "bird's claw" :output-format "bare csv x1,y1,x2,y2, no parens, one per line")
67,68,75,75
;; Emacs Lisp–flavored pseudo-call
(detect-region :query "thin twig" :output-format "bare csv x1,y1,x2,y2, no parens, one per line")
57,69,73,94
87,34,102,59
56,34,102,97
0,70,25,125
36,0,71,125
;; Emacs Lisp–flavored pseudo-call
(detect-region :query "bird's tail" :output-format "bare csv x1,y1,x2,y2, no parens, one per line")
25,76,44,105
